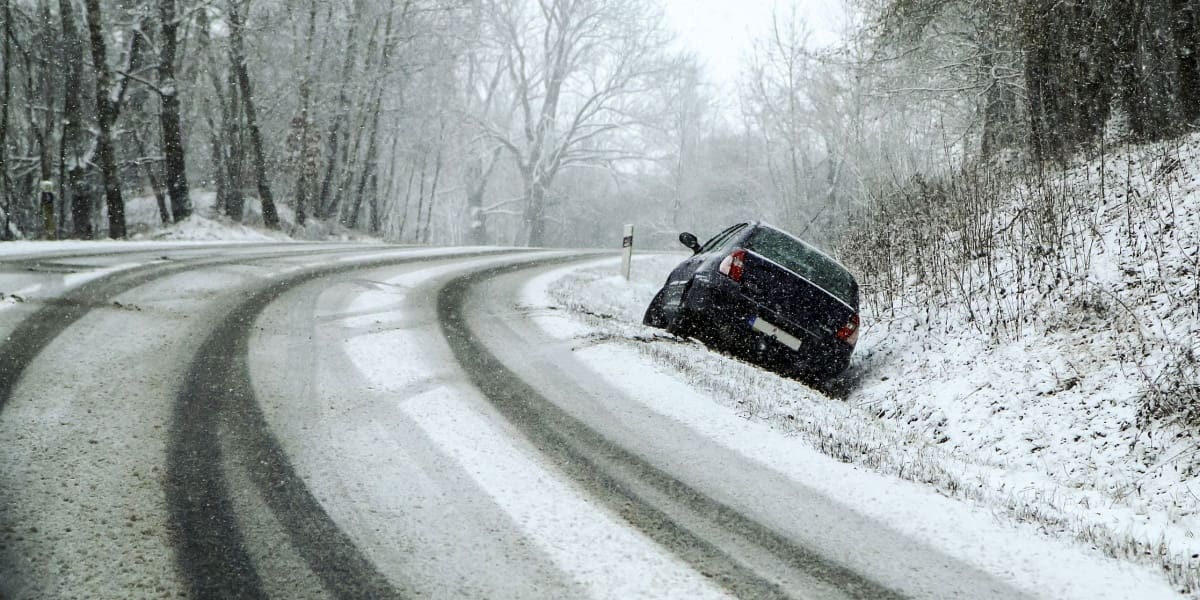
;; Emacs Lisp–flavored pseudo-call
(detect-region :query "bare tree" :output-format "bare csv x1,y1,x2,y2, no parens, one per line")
346,0,404,229
459,19,508,245
159,0,190,222
651,55,712,231
859,0,1024,160
744,9,814,229
316,0,366,221
482,0,671,246
0,0,10,239
83,0,126,238
227,0,279,228
288,0,322,228
59,0,92,238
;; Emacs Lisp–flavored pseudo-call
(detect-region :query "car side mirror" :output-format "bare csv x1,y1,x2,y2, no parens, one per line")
679,232,701,254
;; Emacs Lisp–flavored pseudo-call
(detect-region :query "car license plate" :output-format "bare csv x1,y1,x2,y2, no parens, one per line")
749,316,802,351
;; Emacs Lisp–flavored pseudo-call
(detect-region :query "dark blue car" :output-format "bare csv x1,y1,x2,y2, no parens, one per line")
644,222,860,381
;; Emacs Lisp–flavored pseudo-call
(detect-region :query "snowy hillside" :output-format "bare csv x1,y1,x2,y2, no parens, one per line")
536,134,1200,593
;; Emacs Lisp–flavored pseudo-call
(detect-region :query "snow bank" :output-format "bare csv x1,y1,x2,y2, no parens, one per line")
133,213,290,242
118,189,382,243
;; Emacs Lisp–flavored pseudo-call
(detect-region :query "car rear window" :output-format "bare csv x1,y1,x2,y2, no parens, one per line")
747,227,858,307
699,223,747,254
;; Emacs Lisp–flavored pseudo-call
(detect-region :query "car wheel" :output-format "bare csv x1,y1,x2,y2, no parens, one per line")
796,355,850,387
643,288,669,328
666,282,704,339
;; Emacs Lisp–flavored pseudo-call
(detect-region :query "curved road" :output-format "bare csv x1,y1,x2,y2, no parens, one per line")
0,244,1102,599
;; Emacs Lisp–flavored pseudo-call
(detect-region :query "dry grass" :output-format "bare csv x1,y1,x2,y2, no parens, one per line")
838,139,1200,431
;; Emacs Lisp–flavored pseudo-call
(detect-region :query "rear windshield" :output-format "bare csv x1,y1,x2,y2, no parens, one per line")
747,228,858,307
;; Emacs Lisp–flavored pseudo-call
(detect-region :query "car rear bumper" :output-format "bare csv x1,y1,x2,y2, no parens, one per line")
685,275,853,377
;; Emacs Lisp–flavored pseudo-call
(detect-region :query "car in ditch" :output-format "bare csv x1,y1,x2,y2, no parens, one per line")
643,222,860,381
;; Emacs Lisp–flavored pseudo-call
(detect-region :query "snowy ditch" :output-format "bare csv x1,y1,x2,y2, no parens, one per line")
526,253,1194,597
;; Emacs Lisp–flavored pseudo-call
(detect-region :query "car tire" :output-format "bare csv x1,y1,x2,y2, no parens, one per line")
643,288,669,328
666,281,704,339
797,355,850,386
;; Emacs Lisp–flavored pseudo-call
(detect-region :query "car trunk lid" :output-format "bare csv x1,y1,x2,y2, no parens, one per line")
738,251,856,339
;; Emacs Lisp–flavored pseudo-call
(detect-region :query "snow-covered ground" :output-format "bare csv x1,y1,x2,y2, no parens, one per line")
530,249,1195,595
0,188,379,312
6,187,379,244
124,190,383,242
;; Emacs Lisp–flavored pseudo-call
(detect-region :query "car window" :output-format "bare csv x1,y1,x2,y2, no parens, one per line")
698,223,747,254
747,228,858,307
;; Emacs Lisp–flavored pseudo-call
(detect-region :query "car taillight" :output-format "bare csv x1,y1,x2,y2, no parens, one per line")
836,313,860,346
718,249,747,282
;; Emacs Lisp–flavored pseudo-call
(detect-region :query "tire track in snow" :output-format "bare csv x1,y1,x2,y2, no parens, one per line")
0,245,366,414
438,262,906,600
0,241,310,266
0,245,406,595
168,249,527,599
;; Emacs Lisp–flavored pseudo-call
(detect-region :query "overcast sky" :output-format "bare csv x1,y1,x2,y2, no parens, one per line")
660,0,848,91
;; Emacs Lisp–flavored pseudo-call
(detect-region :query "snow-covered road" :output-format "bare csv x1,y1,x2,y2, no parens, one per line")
0,244,1184,599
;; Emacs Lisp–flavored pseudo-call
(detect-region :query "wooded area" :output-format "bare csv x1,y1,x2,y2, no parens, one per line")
0,0,1197,246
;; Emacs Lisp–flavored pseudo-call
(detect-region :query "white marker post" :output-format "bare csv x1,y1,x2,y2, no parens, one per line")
620,224,634,280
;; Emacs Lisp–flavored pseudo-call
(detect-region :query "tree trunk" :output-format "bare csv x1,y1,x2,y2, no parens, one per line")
222,69,245,220
465,146,502,246
347,107,379,229
1176,0,1200,121
208,125,228,217
315,128,340,220
461,47,505,246
1019,0,1118,159
466,184,487,246
372,132,400,235
524,177,547,247
83,0,125,239
334,20,382,226
348,1,396,231
159,0,191,222
397,160,418,241
59,0,91,238
1021,0,1060,161
292,0,320,228
0,0,11,239
978,27,1022,160
194,6,235,219
1114,1,1178,140
36,1,55,190
227,0,278,229
412,159,428,242
420,149,442,244
294,167,310,228
134,131,171,224
317,0,365,220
